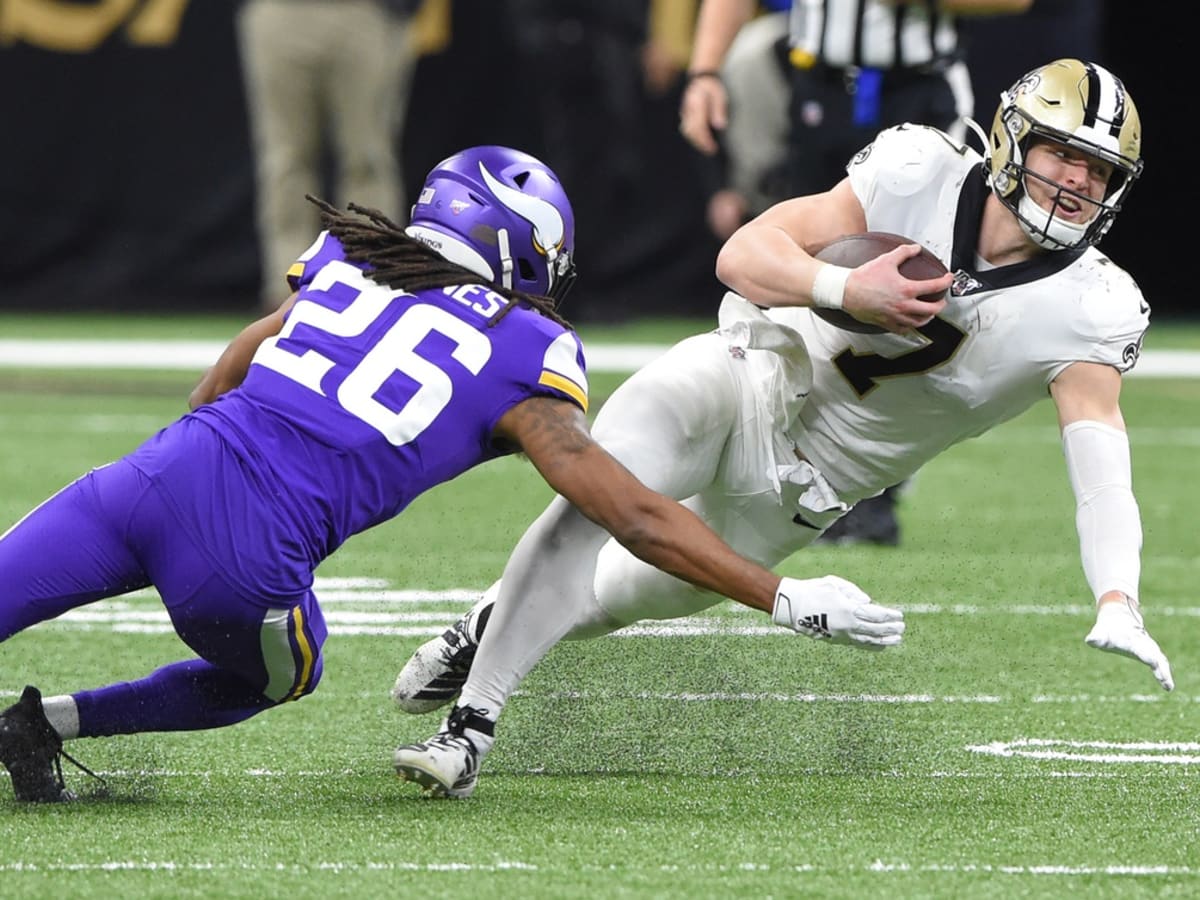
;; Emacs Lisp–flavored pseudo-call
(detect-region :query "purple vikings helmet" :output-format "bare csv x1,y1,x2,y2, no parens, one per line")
405,146,577,301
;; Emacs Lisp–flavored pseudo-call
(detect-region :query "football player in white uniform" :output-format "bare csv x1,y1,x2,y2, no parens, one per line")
393,59,1173,798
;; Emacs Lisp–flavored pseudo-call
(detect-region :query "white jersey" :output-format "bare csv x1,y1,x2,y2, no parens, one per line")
768,124,1149,503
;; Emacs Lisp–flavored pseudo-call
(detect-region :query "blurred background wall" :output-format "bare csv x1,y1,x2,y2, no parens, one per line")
0,1,1176,323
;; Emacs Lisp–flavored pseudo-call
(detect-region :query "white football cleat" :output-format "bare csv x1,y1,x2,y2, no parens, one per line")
394,731,481,798
392,604,490,714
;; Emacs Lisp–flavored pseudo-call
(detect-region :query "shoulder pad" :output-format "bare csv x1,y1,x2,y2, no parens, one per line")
850,124,977,198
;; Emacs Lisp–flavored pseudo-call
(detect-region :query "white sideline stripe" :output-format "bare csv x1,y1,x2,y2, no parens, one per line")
1,339,1199,376
0,859,1191,876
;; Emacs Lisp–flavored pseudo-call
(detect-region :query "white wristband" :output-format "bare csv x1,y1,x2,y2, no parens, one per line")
811,263,852,309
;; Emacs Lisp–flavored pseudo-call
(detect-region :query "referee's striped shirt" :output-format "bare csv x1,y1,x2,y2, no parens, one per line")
788,0,959,70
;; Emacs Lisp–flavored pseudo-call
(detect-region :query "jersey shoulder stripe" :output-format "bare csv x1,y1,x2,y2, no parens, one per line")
286,231,356,292
538,330,589,413
538,371,587,411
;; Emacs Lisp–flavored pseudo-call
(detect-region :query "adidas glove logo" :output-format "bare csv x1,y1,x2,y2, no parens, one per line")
796,613,831,638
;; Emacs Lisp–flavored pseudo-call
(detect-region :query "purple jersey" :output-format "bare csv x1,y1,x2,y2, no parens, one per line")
127,232,588,598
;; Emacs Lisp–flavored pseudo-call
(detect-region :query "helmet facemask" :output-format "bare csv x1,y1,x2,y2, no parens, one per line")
543,245,577,302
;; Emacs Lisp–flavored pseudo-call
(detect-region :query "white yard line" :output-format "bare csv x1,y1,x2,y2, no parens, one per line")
967,738,1200,764
0,860,539,873
0,859,1191,876
0,339,668,373
26,589,1200,641
86,584,1200,617
535,689,1003,703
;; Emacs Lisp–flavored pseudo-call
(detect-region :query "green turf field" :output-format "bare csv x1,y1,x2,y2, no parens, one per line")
0,316,1198,899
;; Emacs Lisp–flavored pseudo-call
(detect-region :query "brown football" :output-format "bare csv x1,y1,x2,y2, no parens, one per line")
811,232,949,334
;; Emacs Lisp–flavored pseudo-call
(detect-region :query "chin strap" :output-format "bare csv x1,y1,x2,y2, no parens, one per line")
496,227,513,290
963,116,989,156
1016,191,1089,250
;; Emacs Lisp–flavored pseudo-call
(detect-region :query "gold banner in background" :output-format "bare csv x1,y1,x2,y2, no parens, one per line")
0,0,191,52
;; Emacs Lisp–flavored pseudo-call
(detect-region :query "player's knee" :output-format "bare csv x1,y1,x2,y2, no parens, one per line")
291,658,324,701
258,604,326,703
262,652,324,704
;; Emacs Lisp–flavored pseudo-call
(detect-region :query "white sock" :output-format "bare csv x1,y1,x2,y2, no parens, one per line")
459,508,607,715
40,695,80,740
465,582,500,643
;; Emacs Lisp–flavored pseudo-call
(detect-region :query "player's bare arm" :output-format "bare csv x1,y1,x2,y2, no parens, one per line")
1049,361,1173,690
1050,360,1126,430
490,396,905,648
188,294,297,409
494,396,781,614
716,179,951,332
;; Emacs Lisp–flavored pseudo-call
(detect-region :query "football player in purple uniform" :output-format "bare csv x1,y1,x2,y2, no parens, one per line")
0,146,904,803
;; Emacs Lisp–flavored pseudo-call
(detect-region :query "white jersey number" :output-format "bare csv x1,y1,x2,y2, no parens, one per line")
253,262,492,445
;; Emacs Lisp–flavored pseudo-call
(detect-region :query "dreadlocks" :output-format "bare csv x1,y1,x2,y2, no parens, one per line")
305,195,571,329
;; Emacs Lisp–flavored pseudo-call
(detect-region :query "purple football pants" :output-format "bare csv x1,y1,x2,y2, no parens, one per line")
0,460,326,736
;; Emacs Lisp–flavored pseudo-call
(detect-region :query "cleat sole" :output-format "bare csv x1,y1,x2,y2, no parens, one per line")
395,763,455,798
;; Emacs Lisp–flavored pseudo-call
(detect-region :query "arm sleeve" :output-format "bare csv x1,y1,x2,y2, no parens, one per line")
1061,419,1142,602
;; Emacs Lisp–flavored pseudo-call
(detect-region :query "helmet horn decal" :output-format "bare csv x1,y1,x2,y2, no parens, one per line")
477,163,565,255
407,146,575,299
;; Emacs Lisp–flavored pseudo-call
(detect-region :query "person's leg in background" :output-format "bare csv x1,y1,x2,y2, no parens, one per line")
327,0,417,220
782,65,906,546
236,0,328,310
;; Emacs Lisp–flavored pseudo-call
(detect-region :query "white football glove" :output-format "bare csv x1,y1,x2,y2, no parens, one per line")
771,575,905,649
1085,596,1174,691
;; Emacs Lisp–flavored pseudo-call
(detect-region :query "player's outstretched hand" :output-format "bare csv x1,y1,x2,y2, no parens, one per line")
772,575,904,649
1085,596,1174,691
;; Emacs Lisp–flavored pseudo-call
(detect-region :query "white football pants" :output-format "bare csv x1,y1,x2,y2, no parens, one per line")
458,327,843,718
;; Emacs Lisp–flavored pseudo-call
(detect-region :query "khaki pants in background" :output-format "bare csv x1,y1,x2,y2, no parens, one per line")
237,0,416,307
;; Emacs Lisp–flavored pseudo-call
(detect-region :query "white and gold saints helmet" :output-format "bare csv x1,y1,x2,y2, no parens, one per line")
985,58,1143,250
